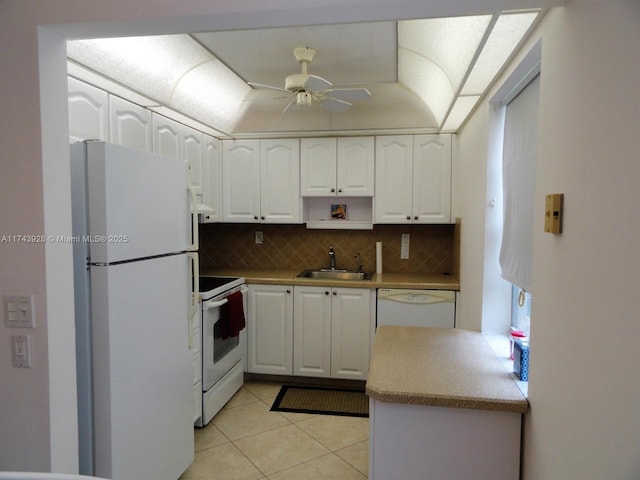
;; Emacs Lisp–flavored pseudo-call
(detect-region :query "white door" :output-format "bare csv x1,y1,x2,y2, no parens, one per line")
109,95,152,152
331,288,371,380
90,254,194,480
412,134,452,223
300,137,337,196
152,114,181,159
68,77,109,143
222,139,260,222
293,286,331,377
374,135,413,223
247,284,293,375
337,136,375,196
260,138,300,223
202,135,222,222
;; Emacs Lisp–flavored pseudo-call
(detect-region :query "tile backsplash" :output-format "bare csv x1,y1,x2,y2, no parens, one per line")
200,223,457,274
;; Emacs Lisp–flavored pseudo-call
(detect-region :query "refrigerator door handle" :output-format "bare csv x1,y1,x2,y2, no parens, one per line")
187,252,199,349
187,181,199,251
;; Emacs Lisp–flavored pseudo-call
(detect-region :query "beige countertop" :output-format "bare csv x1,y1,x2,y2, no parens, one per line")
200,268,459,290
366,326,528,413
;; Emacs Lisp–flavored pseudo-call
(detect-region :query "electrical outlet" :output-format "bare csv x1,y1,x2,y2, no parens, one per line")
401,234,410,259
255,231,264,244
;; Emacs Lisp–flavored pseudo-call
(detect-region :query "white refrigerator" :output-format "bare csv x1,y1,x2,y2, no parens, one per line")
71,141,198,480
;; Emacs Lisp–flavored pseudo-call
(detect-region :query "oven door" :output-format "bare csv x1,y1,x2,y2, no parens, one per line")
202,286,246,390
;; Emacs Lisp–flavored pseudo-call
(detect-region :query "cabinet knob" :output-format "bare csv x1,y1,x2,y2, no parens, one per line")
332,291,337,296
406,215,411,221
338,188,343,193
414,216,419,220
254,215,259,220
286,289,291,294
331,188,336,193
325,291,330,295
261,216,265,220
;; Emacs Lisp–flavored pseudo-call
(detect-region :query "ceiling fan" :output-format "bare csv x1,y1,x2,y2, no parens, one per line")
248,46,371,113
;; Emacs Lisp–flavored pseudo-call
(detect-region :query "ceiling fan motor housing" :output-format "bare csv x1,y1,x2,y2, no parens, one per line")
285,73,309,92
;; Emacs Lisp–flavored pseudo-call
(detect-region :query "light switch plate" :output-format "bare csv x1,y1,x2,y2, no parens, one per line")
11,334,32,368
544,193,563,234
4,295,35,328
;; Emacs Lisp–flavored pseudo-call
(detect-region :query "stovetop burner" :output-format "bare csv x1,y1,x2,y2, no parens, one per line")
198,276,244,299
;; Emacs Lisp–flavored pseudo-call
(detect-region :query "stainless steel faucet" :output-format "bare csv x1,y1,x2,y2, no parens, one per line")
328,246,336,270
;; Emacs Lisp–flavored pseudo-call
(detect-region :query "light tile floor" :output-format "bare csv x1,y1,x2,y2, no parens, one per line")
180,381,369,480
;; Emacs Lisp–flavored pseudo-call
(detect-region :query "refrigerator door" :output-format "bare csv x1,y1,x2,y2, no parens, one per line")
90,253,194,480
83,141,192,263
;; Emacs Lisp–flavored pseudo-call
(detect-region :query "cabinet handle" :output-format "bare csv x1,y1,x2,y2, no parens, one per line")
331,188,336,193
261,216,265,220
338,188,343,193
406,215,411,221
254,215,259,220
286,289,291,294
414,216,419,220
332,291,337,296
325,291,330,295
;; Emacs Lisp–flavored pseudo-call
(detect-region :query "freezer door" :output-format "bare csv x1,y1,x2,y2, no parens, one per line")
89,254,194,480
85,141,191,263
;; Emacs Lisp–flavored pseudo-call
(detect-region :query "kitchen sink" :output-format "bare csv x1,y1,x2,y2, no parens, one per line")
296,269,372,281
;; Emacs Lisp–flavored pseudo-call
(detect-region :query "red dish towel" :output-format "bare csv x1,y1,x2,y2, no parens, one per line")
221,291,246,339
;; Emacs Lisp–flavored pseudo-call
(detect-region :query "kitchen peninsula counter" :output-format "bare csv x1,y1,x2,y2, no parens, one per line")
366,326,527,412
366,326,527,480
200,268,459,290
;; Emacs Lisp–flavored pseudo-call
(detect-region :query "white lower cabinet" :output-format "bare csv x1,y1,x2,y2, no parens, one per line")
248,284,372,380
293,286,371,380
247,284,294,375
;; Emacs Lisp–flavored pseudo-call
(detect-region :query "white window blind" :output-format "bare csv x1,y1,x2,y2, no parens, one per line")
499,75,540,292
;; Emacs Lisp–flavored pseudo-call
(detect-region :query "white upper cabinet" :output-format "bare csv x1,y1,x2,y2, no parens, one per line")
222,139,261,223
300,138,337,196
260,139,301,223
374,135,414,223
300,137,374,196
152,114,208,209
109,95,152,152
68,77,109,143
412,134,452,223
375,134,452,224
200,135,222,223
222,138,301,223
337,137,375,196
152,114,181,158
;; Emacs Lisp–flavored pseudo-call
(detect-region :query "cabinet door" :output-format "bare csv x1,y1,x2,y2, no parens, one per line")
412,135,452,223
300,138,337,196
68,77,109,143
374,135,414,223
183,128,204,199
201,135,222,222
260,139,301,223
109,95,152,152
337,136,375,196
152,114,181,159
247,284,293,375
222,139,260,222
331,288,371,380
293,286,332,377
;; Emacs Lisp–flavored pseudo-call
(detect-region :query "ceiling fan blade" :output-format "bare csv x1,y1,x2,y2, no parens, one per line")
248,82,291,94
326,87,371,101
304,74,332,92
320,97,352,112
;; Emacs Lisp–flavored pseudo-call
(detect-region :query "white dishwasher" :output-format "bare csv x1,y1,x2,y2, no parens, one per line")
376,289,456,328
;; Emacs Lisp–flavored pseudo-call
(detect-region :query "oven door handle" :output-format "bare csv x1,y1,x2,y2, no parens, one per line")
203,298,228,310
